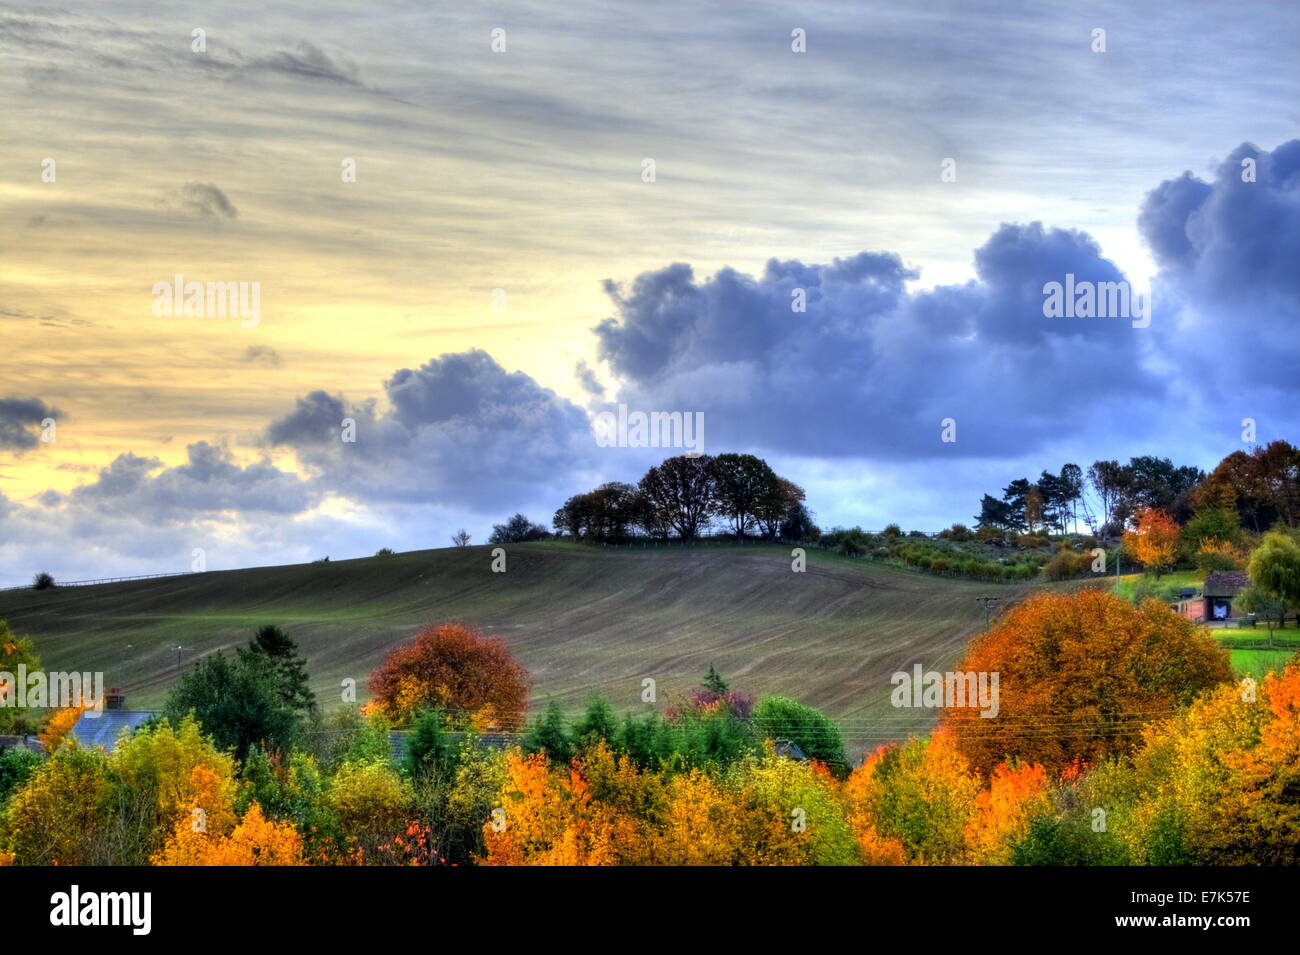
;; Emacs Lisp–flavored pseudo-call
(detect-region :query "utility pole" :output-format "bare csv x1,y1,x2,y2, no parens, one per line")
976,595,1000,631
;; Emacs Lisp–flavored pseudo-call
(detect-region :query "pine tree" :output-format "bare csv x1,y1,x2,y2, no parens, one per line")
572,695,617,750
403,707,452,778
245,625,316,716
523,700,572,764
703,664,729,695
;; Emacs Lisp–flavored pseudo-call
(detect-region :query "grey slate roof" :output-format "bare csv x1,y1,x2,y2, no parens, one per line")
1203,571,1249,598
69,710,156,749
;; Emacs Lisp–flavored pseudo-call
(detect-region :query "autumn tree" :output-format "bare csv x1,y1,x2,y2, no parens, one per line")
155,801,304,866
942,589,1233,775
1124,507,1180,576
0,620,42,735
368,622,530,730
38,705,85,754
1195,441,1300,532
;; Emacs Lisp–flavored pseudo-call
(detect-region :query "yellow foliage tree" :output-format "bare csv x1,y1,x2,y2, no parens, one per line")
155,802,304,866
38,705,86,754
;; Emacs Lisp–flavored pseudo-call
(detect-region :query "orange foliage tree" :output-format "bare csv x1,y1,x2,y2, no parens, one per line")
38,705,86,753
942,589,1233,775
368,622,530,729
964,762,1052,864
1124,507,1180,576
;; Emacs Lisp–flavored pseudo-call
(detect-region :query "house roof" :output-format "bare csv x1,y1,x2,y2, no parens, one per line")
773,739,808,761
69,710,155,749
1203,571,1249,598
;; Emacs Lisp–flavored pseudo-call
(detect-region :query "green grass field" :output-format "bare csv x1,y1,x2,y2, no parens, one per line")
1229,648,1298,681
0,541,1040,760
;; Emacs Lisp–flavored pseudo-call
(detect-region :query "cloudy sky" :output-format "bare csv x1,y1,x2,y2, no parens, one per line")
1,0,1297,584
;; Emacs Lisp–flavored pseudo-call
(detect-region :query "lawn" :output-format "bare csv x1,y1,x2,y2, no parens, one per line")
1229,648,1298,681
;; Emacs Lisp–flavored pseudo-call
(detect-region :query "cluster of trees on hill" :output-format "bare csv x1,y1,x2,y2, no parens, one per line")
552,453,815,543
976,442,1300,540
976,457,1204,536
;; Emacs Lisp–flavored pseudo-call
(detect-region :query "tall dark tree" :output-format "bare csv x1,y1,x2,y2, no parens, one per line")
523,700,573,764
756,476,805,539
976,494,1018,530
638,453,719,540
712,453,779,539
1000,479,1033,532
1059,463,1086,532
1088,460,1134,533
243,624,316,717
703,664,729,695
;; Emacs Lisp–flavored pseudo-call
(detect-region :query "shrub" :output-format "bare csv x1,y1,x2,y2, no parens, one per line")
374,547,396,558
752,696,848,772
0,747,42,806
488,514,549,544
1042,550,1083,581
31,572,55,591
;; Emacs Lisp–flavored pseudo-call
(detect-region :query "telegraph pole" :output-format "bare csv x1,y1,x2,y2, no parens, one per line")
976,595,1000,630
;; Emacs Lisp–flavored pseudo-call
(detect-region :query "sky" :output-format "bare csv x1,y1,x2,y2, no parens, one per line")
1,0,1298,585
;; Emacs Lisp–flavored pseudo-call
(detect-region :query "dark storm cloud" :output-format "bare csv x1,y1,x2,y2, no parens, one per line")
0,396,62,451
591,224,1163,460
1140,140,1300,394
266,349,597,510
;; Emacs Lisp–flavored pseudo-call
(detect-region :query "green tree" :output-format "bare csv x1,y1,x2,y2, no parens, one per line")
403,707,452,778
572,695,618,750
243,624,316,717
523,700,572,764
712,453,779,538
1247,530,1300,635
163,651,299,760
752,696,848,773
702,665,729,695
1236,585,1286,646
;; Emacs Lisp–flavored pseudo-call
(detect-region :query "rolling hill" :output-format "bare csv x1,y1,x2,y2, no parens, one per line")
0,541,1041,759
